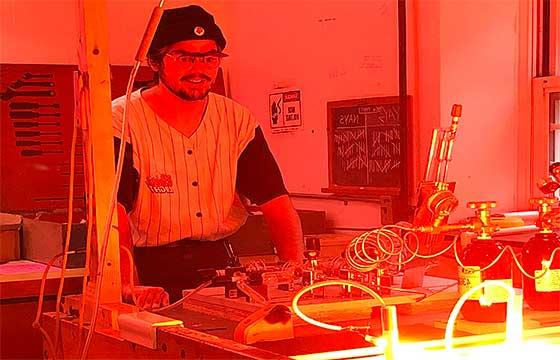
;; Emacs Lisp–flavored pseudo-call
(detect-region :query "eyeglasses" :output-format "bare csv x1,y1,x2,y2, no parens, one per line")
164,51,228,67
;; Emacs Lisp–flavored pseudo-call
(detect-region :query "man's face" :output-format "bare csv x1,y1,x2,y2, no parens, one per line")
158,39,221,101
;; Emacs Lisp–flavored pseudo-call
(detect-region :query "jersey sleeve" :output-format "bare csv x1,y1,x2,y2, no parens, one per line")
236,127,288,205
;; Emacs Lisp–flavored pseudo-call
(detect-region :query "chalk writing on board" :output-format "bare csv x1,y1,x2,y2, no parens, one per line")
337,112,362,127
328,97,405,190
370,127,400,159
369,159,400,174
334,128,367,171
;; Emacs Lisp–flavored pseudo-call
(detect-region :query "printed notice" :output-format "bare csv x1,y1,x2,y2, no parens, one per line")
458,266,482,300
269,89,302,133
535,268,560,292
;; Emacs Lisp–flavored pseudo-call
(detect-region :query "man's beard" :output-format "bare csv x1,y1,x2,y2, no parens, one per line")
160,71,213,101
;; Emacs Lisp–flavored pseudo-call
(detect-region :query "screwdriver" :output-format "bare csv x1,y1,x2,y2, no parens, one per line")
21,149,63,156
10,111,61,119
15,130,62,137
10,102,60,110
11,80,55,89
16,140,63,146
23,72,53,79
0,88,55,100
13,121,60,128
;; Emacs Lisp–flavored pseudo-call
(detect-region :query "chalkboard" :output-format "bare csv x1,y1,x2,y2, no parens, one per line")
324,96,409,196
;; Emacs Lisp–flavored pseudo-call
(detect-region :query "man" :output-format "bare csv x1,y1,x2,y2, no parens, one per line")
113,5,304,309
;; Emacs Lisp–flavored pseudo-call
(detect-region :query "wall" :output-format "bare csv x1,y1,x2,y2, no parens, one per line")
226,0,524,223
225,0,401,229
438,0,519,220
0,0,230,65
0,0,78,64
0,0,527,229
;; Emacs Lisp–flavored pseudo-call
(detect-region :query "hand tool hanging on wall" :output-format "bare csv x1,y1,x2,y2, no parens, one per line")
9,102,60,110
21,149,63,157
23,72,54,80
10,80,55,89
13,121,60,128
0,88,55,100
15,130,62,137
10,111,61,119
16,140,63,146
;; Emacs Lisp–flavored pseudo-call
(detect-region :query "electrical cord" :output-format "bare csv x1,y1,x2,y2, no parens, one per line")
345,224,455,273
80,61,141,360
152,280,213,313
345,223,560,282
76,77,94,332
291,280,386,332
79,122,95,330
452,238,560,279
80,3,166,357
32,252,64,360
53,71,81,360
444,280,520,351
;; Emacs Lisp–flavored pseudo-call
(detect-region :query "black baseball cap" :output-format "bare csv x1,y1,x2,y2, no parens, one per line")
148,5,226,54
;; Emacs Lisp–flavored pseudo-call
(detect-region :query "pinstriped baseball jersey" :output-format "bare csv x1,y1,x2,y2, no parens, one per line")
112,90,257,247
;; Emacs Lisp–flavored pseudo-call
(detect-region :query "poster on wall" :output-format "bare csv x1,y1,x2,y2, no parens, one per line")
269,89,302,133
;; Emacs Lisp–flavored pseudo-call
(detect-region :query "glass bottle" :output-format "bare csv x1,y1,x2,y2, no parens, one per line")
522,198,560,311
458,201,512,322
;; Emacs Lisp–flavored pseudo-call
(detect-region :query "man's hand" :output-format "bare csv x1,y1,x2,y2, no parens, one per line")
124,285,170,310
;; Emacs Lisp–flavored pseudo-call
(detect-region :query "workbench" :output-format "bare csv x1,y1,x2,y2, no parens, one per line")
40,267,560,359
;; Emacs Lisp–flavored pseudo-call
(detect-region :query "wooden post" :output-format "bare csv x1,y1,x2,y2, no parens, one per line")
77,0,121,304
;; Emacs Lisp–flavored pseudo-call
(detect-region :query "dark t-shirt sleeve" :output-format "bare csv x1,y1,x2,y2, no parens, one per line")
114,137,139,213
236,127,288,205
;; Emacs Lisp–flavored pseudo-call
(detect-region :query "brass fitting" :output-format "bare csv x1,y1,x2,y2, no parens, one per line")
414,223,473,234
466,201,499,239
531,197,559,233
427,189,459,228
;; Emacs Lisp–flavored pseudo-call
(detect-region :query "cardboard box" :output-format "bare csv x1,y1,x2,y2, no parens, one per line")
22,218,86,268
0,213,22,263
307,233,357,258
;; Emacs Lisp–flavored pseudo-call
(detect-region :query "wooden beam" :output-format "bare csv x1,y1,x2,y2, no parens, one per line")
76,0,121,304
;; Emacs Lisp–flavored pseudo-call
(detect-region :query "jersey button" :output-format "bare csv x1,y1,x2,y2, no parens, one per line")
187,149,193,155
192,181,198,187
195,212,202,217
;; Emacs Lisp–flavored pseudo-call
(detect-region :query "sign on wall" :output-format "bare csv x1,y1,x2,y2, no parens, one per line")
269,89,302,133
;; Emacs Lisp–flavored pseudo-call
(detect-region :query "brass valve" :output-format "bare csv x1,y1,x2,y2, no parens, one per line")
537,162,560,196
550,162,560,183
466,201,499,239
531,197,559,232
427,189,459,228
537,177,560,195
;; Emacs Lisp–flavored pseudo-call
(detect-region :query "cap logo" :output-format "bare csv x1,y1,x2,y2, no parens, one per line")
194,26,205,36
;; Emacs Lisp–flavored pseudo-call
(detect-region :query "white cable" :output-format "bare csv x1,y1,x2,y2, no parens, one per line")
80,61,140,360
81,2,167,356
291,280,386,332
153,280,213,313
444,280,520,351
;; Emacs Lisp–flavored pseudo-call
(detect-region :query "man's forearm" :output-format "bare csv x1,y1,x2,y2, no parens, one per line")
117,203,138,288
260,194,304,263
